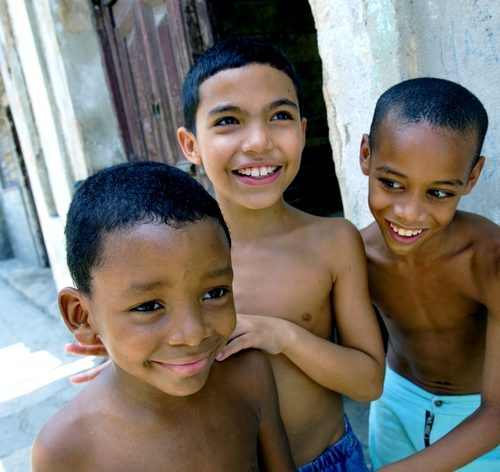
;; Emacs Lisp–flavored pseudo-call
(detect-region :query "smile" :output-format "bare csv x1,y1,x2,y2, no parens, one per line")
234,165,279,178
389,222,423,237
153,355,211,376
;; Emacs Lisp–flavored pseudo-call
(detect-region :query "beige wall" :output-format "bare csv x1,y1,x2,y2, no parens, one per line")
310,0,500,227
0,0,124,288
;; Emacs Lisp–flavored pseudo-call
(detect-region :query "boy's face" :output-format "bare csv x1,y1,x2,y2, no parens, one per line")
360,118,484,256
178,64,307,210
78,219,235,397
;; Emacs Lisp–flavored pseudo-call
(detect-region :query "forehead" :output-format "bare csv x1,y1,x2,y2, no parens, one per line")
98,220,231,273
197,64,299,112
374,118,477,170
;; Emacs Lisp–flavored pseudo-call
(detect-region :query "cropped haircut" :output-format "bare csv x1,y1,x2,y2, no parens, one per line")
65,161,230,295
369,77,488,165
182,36,304,133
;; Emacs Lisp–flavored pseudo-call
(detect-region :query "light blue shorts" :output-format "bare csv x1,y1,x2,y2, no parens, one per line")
297,415,369,472
369,364,500,471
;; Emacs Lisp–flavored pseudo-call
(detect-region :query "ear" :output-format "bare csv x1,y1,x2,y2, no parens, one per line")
359,134,371,176
300,117,307,150
177,126,202,165
463,156,485,195
58,287,102,346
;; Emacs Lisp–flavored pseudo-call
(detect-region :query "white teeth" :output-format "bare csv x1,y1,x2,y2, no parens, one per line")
238,166,277,177
390,223,423,237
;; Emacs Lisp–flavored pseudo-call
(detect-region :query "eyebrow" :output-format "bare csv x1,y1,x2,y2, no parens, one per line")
375,165,464,186
206,98,298,118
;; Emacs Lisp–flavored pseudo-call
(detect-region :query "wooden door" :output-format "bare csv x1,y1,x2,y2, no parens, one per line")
93,0,196,164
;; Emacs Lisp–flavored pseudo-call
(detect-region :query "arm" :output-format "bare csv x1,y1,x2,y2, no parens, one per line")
250,351,296,471
218,221,385,402
379,268,500,471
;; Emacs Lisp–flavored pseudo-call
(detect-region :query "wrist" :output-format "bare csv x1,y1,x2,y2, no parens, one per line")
277,318,299,355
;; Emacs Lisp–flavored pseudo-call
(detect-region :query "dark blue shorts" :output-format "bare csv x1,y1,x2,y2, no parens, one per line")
297,416,369,472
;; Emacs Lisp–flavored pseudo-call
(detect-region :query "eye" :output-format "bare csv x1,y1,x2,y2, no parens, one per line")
214,116,239,126
202,287,230,300
427,189,455,199
132,301,163,313
271,110,293,121
378,178,404,190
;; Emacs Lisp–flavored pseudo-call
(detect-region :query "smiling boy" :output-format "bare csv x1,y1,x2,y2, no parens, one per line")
31,161,294,472
177,37,385,470
360,77,500,471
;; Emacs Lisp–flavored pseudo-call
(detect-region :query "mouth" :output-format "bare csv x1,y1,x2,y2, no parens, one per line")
387,221,425,242
152,354,211,376
233,165,280,179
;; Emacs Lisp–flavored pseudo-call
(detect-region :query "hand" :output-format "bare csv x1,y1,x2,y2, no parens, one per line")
216,314,289,361
64,342,110,384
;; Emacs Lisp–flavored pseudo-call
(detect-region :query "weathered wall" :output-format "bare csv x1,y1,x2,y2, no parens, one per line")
0,0,124,288
310,0,499,227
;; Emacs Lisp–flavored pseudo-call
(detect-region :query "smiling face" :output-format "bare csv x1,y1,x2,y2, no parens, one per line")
81,219,235,397
178,64,307,211
360,117,484,256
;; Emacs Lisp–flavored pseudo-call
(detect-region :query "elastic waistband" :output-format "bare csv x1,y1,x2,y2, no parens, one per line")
384,364,480,412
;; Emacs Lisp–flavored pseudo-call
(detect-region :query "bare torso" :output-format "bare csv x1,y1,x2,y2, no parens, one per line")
363,212,498,394
32,351,292,472
231,211,346,465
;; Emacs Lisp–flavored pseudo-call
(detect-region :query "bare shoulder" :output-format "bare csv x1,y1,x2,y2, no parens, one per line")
458,211,500,276
293,208,363,249
32,395,91,471
216,349,275,399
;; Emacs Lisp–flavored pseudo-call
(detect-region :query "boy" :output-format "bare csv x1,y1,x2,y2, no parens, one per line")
32,161,295,471
176,37,385,470
359,77,500,471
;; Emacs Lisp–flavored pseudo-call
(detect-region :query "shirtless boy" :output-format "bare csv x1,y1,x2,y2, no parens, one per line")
32,161,294,471
177,37,385,470
359,77,500,471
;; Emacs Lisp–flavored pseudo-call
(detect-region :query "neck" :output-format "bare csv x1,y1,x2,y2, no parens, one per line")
216,194,295,242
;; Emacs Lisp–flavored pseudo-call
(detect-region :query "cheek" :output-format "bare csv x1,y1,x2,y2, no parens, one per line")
215,311,237,339
367,185,390,211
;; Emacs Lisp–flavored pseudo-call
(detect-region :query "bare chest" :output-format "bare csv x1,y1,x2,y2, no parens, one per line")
85,395,261,471
232,246,334,336
368,255,483,330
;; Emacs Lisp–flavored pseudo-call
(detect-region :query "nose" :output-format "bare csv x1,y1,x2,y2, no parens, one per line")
168,308,211,347
393,192,427,224
241,122,272,154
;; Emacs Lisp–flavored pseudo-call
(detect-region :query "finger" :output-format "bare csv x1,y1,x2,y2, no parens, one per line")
69,359,111,384
216,335,255,361
65,343,108,357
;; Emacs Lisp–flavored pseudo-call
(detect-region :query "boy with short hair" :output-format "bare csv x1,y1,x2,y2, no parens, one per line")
359,77,500,471
32,161,295,471
177,36,385,471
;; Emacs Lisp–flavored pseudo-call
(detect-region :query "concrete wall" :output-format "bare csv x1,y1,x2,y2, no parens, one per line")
0,0,124,288
310,0,499,228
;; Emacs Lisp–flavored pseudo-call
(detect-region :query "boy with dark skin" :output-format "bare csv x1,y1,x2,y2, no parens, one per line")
32,161,295,472
68,38,385,471
360,78,500,471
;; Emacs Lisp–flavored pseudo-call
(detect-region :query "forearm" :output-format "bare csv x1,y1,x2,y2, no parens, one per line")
380,403,500,472
280,321,384,401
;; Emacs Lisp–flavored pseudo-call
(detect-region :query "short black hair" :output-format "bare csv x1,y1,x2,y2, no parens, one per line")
369,77,488,164
182,36,303,133
65,161,230,294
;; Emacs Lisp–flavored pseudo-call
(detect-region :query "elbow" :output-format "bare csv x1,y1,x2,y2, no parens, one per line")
351,364,385,403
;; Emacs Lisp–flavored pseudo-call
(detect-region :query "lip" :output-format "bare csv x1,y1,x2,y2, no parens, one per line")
386,220,426,244
153,354,212,376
